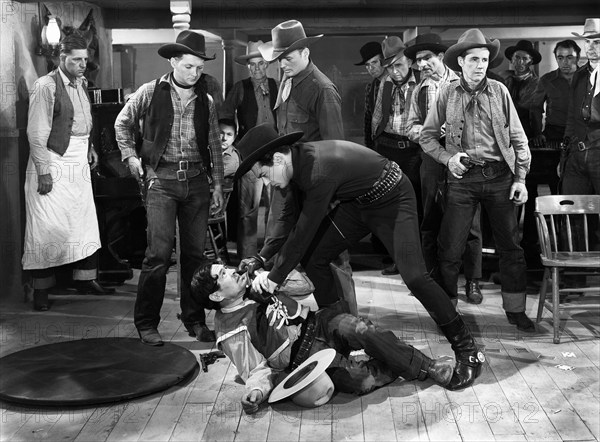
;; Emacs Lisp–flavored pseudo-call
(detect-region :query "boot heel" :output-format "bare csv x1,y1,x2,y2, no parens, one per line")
33,289,49,311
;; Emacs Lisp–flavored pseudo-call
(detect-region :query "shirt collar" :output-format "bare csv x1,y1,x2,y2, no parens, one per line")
458,75,489,94
58,66,86,88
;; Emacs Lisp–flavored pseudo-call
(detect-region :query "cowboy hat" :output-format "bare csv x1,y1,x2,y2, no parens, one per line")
381,36,406,67
355,41,383,66
269,349,336,408
234,41,267,65
233,123,304,181
158,30,216,60
258,20,323,62
404,33,448,61
444,28,501,72
504,40,541,65
572,18,600,39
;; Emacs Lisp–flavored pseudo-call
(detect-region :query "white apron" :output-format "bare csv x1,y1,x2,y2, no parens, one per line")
22,136,100,270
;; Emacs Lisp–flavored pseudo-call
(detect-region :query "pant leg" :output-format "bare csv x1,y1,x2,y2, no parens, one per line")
420,154,445,272
134,177,178,331
301,205,369,307
177,175,211,328
462,205,483,280
437,180,480,299
365,177,459,324
237,171,264,258
72,250,98,281
323,313,429,392
480,172,527,312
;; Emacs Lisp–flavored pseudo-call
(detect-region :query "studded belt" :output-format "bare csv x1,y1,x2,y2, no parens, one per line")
355,161,403,205
289,311,317,370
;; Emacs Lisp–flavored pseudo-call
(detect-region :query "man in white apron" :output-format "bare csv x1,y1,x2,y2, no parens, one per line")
23,33,113,311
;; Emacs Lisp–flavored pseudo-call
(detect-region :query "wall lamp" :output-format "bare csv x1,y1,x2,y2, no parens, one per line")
36,11,62,71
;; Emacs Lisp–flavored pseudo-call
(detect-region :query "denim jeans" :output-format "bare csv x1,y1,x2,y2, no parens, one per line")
438,170,527,312
420,153,482,278
301,175,458,325
562,147,600,195
309,311,429,395
135,174,211,331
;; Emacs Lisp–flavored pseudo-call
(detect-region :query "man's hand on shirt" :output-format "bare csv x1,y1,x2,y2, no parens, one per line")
509,182,528,206
237,255,265,276
241,389,263,415
88,146,99,170
447,153,469,179
126,157,143,180
252,271,278,295
37,173,53,195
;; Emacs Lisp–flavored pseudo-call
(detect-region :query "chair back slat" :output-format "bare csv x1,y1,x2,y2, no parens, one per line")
535,195,600,256
565,214,573,252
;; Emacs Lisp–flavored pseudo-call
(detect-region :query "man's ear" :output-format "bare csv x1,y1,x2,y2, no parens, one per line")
457,56,465,68
209,291,224,302
273,152,286,165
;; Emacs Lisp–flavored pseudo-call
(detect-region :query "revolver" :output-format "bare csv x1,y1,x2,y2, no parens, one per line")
459,156,486,169
200,350,226,372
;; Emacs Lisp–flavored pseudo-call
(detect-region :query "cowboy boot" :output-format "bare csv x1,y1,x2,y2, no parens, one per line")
419,357,454,387
439,315,485,391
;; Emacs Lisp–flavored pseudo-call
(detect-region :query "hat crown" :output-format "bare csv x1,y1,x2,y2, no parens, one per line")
246,40,265,56
381,36,406,59
359,42,383,60
175,30,207,55
512,40,536,53
456,28,491,46
236,124,280,160
413,33,444,47
582,18,600,36
272,20,308,51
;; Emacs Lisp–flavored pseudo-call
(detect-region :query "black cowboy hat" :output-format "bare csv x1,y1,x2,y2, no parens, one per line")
504,40,542,65
233,123,304,181
158,30,216,60
259,20,323,62
404,33,448,61
445,28,501,72
355,41,383,66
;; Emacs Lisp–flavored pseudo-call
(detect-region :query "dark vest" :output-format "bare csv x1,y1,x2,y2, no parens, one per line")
47,69,89,156
237,77,278,138
140,78,211,172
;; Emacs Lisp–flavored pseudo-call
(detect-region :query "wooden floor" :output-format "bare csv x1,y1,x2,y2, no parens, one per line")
1,255,599,442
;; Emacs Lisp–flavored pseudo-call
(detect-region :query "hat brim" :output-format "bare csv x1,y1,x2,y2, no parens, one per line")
158,43,216,61
233,130,304,181
572,31,600,39
382,49,407,67
404,43,448,61
504,46,541,65
268,349,336,404
259,35,323,62
234,52,264,65
445,39,501,72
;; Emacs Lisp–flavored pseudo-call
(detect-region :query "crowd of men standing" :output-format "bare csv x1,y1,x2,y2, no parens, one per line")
23,17,600,351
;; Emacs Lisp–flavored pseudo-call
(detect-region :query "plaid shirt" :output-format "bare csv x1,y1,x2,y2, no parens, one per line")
371,72,417,138
407,67,458,143
115,73,223,186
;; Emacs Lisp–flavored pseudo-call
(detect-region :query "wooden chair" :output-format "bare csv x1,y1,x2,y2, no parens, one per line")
205,189,232,264
534,195,600,343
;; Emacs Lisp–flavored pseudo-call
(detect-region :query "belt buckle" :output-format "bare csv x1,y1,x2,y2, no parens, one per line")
397,141,407,149
179,160,189,170
577,141,586,151
176,170,187,181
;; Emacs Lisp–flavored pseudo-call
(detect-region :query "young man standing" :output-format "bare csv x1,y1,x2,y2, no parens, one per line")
420,29,534,332
115,31,224,345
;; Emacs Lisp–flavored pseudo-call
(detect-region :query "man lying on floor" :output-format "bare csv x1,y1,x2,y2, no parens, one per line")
191,259,454,414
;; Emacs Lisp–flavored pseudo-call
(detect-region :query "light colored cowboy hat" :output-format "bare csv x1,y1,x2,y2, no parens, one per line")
234,41,266,65
404,33,448,61
233,123,304,181
258,20,323,62
572,18,600,39
158,30,216,60
355,41,383,66
444,28,500,72
504,40,542,65
381,36,407,67
269,349,336,408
